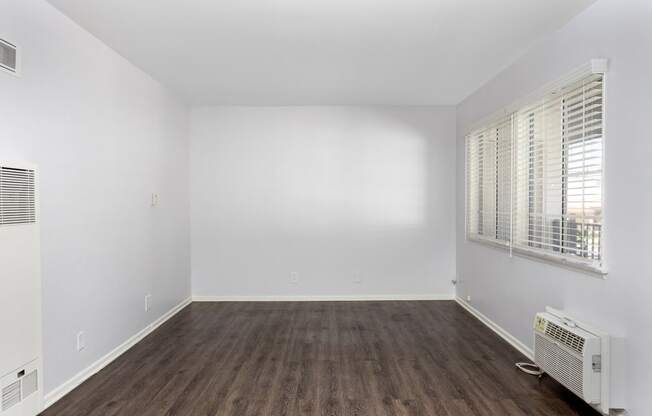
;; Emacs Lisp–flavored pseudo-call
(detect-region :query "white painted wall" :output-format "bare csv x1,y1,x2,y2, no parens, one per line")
456,0,652,414
0,0,191,394
191,106,456,298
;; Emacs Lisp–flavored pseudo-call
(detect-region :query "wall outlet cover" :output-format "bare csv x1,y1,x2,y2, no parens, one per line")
76,331,85,351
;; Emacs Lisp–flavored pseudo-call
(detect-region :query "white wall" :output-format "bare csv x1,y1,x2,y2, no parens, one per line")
0,0,191,394
191,106,456,298
456,0,652,414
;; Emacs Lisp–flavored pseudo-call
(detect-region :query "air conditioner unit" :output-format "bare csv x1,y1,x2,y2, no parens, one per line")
0,162,43,416
533,307,624,415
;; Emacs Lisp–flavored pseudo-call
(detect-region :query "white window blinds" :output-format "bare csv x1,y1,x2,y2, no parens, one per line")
466,116,512,245
465,69,605,273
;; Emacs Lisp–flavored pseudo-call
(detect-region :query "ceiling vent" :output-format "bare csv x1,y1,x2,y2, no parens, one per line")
0,38,18,75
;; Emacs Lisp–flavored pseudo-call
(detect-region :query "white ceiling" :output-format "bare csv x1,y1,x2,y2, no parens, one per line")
46,0,595,105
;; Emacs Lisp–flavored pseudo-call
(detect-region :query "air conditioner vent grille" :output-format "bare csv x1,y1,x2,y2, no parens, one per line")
1,380,21,411
535,333,585,399
0,166,36,225
545,321,585,354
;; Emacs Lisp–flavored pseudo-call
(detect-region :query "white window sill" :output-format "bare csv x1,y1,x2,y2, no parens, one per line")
466,235,607,278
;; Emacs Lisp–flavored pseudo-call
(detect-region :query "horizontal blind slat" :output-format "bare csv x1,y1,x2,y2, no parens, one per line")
0,166,37,226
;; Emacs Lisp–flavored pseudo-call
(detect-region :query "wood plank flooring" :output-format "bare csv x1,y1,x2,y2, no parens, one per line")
42,301,599,416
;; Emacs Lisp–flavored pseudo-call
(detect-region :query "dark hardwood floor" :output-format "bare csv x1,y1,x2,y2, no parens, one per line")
42,301,599,416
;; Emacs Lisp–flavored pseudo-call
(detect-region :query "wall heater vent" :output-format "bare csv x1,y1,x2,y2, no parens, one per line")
0,39,18,75
1,380,20,412
0,161,43,416
0,368,38,414
0,166,36,225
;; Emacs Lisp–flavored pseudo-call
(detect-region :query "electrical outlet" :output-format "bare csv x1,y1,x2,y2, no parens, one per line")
76,331,85,351
145,294,152,312
151,193,159,207
466,295,472,302
290,272,299,285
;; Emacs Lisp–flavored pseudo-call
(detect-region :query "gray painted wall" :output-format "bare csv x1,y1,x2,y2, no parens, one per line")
456,0,652,414
0,0,191,394
190,106,457,298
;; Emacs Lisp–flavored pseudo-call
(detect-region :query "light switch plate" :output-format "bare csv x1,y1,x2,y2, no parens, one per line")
76,331,85,351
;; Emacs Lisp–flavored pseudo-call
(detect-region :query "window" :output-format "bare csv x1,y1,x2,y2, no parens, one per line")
466,116,512,246
466,70,605,274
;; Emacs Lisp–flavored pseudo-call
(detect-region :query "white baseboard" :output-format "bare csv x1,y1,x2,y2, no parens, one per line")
192,294,455,302
455,297,534,360
43,296,192,410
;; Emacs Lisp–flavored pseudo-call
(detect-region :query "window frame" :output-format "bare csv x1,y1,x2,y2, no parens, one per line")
464,62,608,276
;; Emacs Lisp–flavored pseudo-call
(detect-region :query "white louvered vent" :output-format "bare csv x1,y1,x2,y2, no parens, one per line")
0,166,36,225
545,321,586,354
535,334,585,398
21,370,38,399
0,38,18,74
0,369,39,413
1,380,20,412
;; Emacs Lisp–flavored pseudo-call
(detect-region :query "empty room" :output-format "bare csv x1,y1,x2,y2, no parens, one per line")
1,0,650,415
